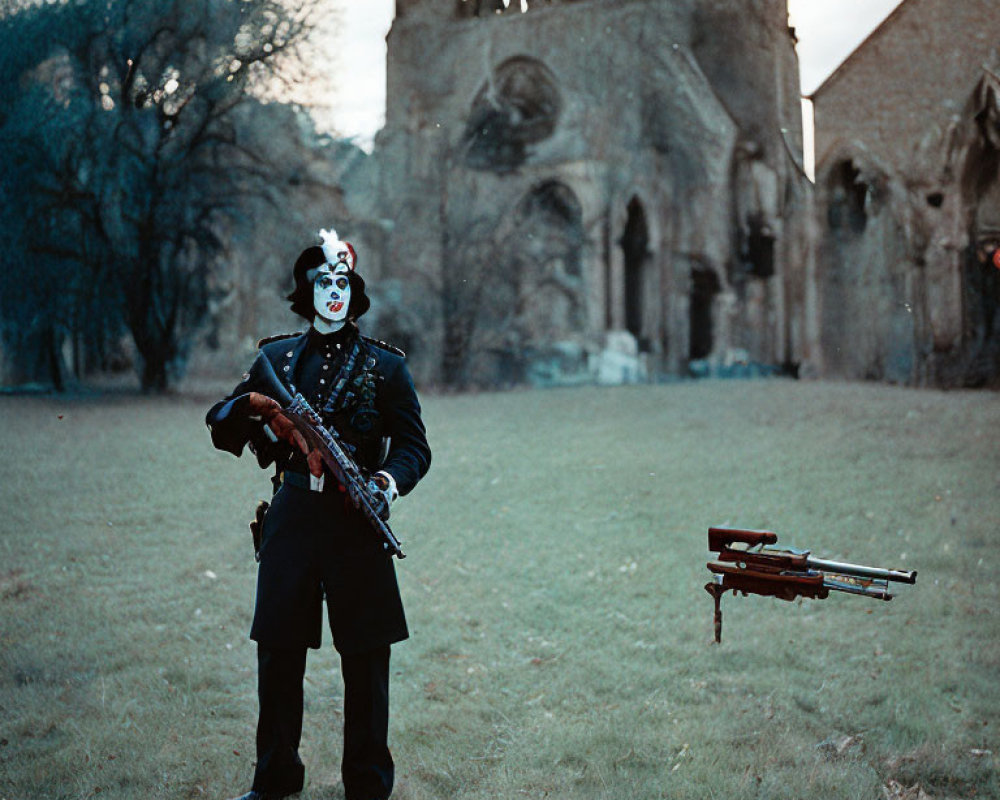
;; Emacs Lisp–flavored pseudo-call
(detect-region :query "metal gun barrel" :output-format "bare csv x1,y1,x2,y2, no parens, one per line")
822,575,894,599
806,556,916,584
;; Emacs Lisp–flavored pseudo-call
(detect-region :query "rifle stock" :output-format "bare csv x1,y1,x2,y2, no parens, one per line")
705,526,916,643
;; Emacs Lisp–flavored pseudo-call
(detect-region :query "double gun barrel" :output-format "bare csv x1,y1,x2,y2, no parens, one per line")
705,527,917,642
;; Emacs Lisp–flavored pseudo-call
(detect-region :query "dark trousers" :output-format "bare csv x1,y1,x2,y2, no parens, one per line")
252,644,394,800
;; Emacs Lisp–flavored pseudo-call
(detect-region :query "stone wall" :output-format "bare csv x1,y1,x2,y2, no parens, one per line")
812,0,995,172
365,0,813,387
812,0,1000,387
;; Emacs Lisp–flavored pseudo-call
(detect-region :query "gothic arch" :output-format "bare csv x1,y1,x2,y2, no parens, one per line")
462,57,562,172
621,196,649,344
607,189,662,352
826,158,872,236
508,179,586,339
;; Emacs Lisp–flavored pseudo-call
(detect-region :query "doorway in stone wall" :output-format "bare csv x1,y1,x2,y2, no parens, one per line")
622,196,649,350
690,267,720,360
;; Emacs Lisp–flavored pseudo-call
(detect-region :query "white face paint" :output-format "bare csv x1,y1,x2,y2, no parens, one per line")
312,262,352,334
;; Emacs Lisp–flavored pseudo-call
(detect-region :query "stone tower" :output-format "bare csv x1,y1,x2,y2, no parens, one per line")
368,0,813,387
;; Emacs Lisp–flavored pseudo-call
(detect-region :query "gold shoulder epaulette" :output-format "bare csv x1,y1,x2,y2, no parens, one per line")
257,331,303,349
362,336,406,358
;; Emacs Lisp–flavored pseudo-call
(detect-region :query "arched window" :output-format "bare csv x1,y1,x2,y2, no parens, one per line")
515,180,584,274
508,180,585,337
621,197,649,344
827,159,870,235
463,57,562,171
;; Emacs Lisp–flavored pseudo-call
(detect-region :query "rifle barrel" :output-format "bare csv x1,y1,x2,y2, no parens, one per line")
806,556,916,584
822,575,894,599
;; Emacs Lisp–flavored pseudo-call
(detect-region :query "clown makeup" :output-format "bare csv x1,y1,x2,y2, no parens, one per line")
312,261,352,334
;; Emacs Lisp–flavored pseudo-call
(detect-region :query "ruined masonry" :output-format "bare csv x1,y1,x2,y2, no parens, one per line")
354,0,814,387
812,0,1000,387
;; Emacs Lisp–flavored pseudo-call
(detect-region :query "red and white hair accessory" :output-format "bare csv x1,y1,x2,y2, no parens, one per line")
319,228,357,271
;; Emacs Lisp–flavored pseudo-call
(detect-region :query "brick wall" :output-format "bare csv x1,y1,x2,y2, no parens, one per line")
812,0,996,175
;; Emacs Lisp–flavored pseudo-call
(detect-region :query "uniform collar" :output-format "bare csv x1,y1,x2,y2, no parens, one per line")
307,321,357,349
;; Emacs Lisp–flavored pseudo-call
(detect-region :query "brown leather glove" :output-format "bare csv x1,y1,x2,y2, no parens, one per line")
305,449,324,479
245,392,311,459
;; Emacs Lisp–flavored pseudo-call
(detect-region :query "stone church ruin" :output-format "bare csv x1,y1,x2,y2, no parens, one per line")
9,0,996,391
811,0,1000,387
360,0,814,387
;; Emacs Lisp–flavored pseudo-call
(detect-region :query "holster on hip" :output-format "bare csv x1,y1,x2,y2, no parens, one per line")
249,500,269,562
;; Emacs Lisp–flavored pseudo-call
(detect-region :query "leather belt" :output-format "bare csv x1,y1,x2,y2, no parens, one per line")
281,469,330,493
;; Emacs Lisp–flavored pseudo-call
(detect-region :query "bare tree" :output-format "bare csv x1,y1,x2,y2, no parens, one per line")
0,0,324,390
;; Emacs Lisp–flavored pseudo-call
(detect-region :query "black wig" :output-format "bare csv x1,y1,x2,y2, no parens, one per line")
286,245,371,321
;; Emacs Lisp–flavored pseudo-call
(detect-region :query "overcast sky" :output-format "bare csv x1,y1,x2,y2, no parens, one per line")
315,0,904,147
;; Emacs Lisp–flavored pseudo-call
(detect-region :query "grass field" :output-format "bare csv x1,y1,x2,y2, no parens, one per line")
0,379,998,800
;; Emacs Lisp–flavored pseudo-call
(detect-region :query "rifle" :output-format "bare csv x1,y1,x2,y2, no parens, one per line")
253,351,406,559
705,527,916,643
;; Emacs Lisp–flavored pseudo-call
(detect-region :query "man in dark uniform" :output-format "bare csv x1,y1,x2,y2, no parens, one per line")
206,230,431,800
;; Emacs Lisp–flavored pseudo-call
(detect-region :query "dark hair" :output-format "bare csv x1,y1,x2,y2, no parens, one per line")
286,245,370,321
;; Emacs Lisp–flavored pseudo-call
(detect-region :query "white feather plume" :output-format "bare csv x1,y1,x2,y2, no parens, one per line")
318,227,357,271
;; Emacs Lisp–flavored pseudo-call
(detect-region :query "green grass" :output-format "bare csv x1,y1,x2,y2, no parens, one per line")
0,380,997,799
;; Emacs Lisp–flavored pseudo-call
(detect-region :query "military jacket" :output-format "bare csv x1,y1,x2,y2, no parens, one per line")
207,324,430,496
205,324,431,653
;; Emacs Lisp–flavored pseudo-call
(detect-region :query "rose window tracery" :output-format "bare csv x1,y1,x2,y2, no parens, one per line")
463,57,562,171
